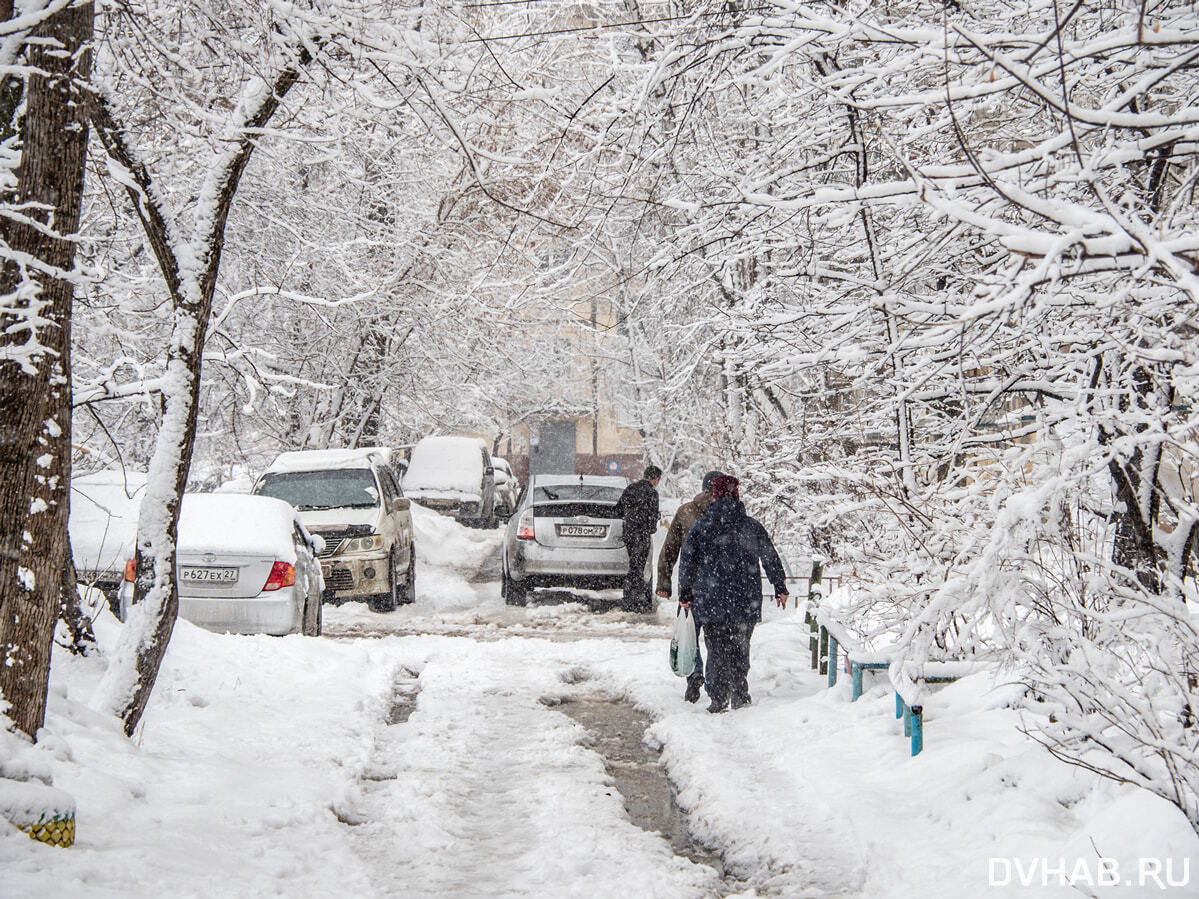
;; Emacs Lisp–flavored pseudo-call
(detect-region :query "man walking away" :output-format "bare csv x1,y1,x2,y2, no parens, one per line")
615,464,661,612
678,475,788,713
657,470,724,703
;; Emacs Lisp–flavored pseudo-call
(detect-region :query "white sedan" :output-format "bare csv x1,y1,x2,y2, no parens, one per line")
119,493,325,636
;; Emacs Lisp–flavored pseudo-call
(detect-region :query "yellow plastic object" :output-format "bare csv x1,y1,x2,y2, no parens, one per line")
22,812,76,847
1,777,76,848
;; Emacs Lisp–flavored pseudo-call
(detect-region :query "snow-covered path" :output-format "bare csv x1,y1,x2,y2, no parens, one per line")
346,638,714,898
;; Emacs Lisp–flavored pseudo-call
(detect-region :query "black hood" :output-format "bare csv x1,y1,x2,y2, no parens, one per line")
709,496,746,524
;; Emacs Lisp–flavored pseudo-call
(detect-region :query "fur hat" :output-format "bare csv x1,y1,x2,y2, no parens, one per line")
710,475,740,500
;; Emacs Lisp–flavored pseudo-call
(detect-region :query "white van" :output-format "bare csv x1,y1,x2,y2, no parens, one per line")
401,436,497,528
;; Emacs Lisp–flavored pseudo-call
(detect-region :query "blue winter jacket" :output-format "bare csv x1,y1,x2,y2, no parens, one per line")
678,497,788,625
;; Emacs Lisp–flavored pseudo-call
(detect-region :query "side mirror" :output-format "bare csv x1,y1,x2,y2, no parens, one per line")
310,534,326,555
391,496,410,513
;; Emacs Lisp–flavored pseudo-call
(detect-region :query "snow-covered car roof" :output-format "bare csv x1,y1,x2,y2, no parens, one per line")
530,474,629,488
262,448,386,475
178,493,304,560
403,436,488,494
69,469,148,574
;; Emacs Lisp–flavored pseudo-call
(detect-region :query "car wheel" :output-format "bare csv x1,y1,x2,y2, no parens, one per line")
400,553,416,605
502,561,528,606
368,551,399,613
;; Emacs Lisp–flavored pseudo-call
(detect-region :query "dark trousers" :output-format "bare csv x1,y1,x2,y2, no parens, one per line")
623,537,652,606
703,621,756,705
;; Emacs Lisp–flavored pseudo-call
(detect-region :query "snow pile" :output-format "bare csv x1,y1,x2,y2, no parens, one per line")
261,447,382,475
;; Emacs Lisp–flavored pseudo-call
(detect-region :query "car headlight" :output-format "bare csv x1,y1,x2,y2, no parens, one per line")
336,534,386,554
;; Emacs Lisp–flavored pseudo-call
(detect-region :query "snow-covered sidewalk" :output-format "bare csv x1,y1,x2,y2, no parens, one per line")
6,597,1198,898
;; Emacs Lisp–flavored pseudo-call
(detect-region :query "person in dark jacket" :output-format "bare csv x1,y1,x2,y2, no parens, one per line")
614,464,661,612
678,475,788,713
656,469,724,703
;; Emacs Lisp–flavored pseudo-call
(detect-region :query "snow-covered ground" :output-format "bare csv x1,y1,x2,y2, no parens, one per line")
3,506,1198,897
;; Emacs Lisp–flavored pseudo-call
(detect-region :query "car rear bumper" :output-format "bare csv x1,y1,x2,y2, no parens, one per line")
178,592,304,636
320,552,390,602
410,493,484,519
510,542,639,582
119,583,305,635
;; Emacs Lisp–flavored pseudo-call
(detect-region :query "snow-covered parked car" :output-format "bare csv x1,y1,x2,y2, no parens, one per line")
69,469,147,612
119,493,324,636
401,435,498,527
252,448,415,612
492,456,520,520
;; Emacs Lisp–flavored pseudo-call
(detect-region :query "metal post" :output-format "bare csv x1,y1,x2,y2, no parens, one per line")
807,612,819,670
902,700,912,737
910,706,923,756
827,637,838,687
851,662,863,701
818,626,829,675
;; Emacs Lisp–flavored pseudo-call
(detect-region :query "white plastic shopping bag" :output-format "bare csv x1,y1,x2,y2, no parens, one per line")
670,608,698,677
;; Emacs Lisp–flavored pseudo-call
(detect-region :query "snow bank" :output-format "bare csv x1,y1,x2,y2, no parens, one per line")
2,606,392,896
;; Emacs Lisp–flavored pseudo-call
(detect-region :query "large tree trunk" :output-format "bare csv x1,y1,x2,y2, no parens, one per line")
0,1,93,738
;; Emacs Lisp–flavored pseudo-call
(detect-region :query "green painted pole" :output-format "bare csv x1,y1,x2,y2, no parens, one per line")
851,662,863,701
827,637,838,687
818,626,829,675
911,706,923,756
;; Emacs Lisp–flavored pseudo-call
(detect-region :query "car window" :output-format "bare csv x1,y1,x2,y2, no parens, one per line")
533,484,623,504
378,466,400,503
255,469,380,511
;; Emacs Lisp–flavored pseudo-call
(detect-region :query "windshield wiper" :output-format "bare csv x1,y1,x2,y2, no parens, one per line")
542,488,559,500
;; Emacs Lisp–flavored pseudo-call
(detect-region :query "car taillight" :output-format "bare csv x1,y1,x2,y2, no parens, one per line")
263,561,295,592
516,511,535,540
123,558,136,582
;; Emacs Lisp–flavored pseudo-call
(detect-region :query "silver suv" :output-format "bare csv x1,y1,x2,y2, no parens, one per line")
253,448,415,612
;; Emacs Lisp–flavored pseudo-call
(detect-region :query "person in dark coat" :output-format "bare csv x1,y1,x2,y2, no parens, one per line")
614,464,661,612
678,475,788,713
656,469,724,703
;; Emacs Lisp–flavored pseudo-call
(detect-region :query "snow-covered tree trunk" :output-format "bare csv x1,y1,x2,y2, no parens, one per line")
89,46,314,736
0,0,92,739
